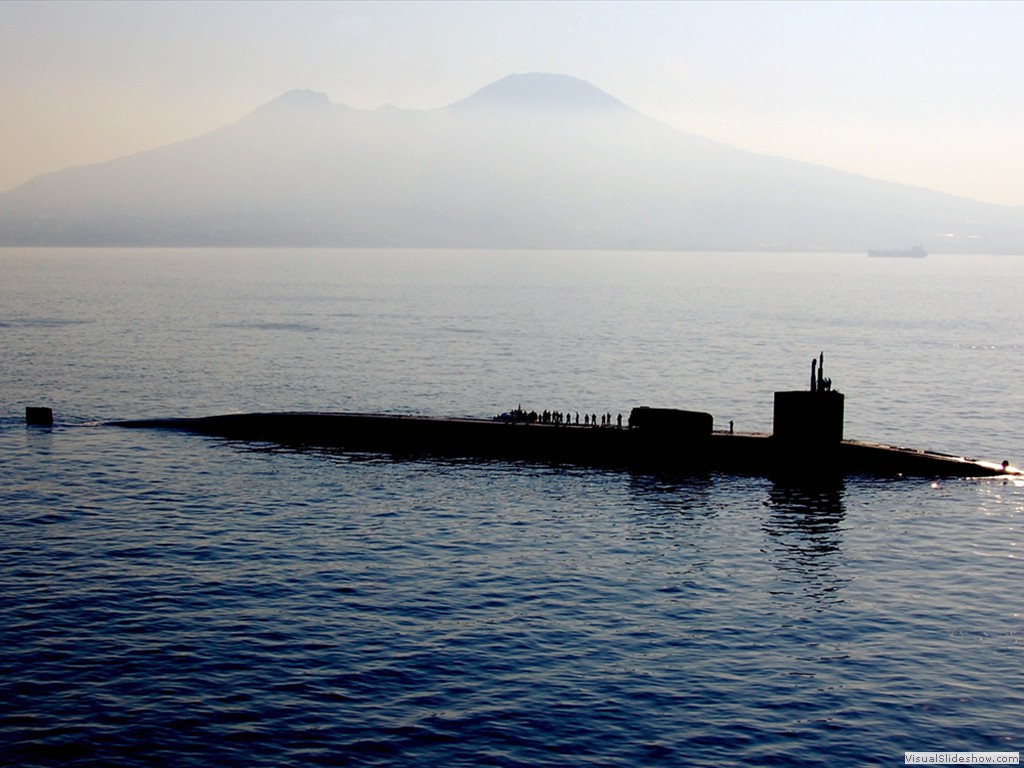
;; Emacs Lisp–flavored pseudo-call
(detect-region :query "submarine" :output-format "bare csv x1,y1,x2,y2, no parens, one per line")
89,355,1018,480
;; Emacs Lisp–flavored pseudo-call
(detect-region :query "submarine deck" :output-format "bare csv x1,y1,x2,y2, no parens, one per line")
107,411,1019,479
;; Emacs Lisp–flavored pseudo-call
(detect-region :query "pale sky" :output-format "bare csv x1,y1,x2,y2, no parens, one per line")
2,0,1022,206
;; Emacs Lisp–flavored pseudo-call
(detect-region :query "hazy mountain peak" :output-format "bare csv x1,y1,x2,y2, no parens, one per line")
264,89,333,109
447,72,629,113
2,73,1023,251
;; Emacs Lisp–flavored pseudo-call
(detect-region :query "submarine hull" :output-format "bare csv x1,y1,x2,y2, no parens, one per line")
108,412,1016,479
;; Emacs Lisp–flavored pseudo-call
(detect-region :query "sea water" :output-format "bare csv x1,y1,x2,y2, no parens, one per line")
1,249,1022,766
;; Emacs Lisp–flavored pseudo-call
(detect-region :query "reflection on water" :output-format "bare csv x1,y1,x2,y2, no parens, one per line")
626,471,716,517
762,480,849,606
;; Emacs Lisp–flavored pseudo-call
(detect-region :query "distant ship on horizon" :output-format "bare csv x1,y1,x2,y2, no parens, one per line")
867,245,927,258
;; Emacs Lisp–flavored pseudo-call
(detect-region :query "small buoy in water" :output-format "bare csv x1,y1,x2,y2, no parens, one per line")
25,407,53,426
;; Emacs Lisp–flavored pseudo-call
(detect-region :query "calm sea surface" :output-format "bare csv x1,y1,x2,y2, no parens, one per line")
1,248,1022,766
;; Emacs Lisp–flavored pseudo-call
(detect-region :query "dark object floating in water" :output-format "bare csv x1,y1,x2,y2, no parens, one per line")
25,406,53,426
868,245,927,258
102,355,1016,479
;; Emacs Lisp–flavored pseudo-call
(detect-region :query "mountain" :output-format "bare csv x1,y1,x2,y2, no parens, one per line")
2,72,1023,252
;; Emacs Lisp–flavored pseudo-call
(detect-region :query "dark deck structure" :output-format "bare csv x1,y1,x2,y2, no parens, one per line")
104,410,1015,478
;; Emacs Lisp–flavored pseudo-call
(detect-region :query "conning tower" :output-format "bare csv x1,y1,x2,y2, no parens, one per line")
773,352,845,445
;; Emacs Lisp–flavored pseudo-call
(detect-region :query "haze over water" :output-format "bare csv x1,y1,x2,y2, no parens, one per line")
2,248,1022,766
